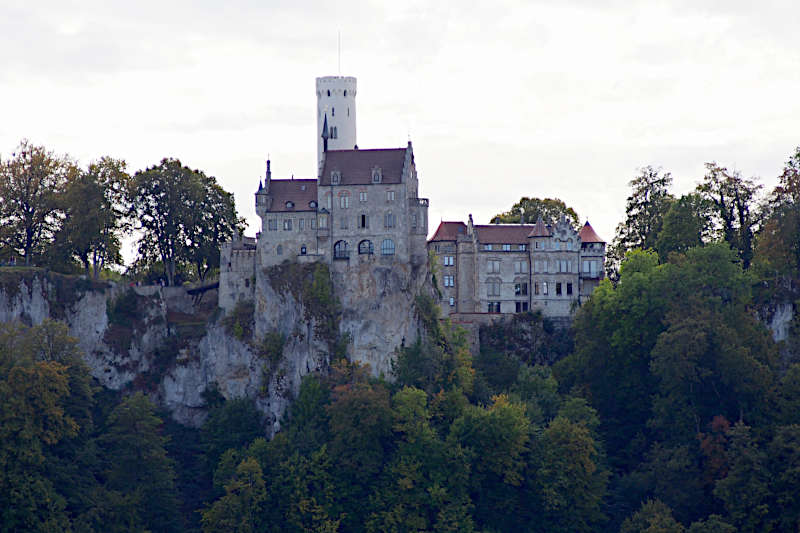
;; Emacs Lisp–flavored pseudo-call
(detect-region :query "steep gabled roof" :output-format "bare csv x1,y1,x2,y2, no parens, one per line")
319,148,407,186
265,179,318,212
474,225,535,245
527,217,551,238
578,221,605,243
429,221,467,242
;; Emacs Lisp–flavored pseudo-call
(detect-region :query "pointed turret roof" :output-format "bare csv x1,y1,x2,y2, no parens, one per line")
578,221,605,243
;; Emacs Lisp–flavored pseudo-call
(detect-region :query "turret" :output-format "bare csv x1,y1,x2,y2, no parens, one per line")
316,76,357,171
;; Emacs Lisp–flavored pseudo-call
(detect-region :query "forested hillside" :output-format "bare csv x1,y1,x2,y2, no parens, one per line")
1,142,799,532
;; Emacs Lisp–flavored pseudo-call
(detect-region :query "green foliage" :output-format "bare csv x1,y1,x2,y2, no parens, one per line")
202,397,265,471
621,499,685,533
491,196,580,227
0,139,73,266
130,157,242,286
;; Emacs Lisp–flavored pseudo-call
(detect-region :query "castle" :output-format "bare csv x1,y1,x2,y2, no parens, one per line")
219,75,605,322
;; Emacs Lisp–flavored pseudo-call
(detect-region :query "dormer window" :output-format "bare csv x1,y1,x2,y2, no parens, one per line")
331,170,341,185
285,201,294,209
309,200,317,209
372,167,382,183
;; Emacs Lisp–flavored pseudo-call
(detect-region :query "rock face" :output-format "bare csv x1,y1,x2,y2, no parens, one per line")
0,264,429,434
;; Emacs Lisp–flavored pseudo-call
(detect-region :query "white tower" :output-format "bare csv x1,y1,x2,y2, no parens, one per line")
316,76,357,173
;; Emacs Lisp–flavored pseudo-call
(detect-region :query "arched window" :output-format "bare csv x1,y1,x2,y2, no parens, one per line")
344,89,347,96
276,245,283,256
301,245,307,255
332,107,335,117
358,240,374,255
381,239,395,256
327,89,330,97
334,240,349,260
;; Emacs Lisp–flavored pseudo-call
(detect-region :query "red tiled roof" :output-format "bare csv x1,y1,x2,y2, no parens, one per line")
265,179,318,212
527,218,551,238
319,148,408,186
474,225,535,244
429,221,467,242
579,221,605,243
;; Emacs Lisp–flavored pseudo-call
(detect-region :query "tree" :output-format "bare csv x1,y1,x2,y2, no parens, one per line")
201,457,268,533
130,158,241,286
531,416,608,532
491,197,579,227
656,193,710,259
184,173,242,282
620,499,685,533
57,157,129,278
0,140,73,265
755,146,800,278
713,423,773,532
93,393,180,533
609,166,674,277
696,162,761,269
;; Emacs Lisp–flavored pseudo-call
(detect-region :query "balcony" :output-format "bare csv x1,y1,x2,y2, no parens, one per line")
409,198,429,207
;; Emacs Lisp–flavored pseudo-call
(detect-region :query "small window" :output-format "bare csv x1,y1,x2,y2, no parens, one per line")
386,190,395,202
283,219,293,231
484,244,493,251
384,212,395,228
449,297,455,307
535,241,540,249
276,244,283,255
556,282,562,296
331,171,341,185
359,191,367,202
285,201,294,209
340,216,348,229
301,245,307,255
327,90,330,97
487,260,500,273
411,214,417,228
359,214,369,228
443,256,454,266
344,90,347,96
543,282,548,295
514,261,528,274
311,218,317,229
567,282,573,295
443,275,455,287
309,200,317,209
502,244,511,251
534,282,540,295
372,168,382,183
319,214,328,229
487,301,501,313
268,219,277,231
519,244,527,251
381,239,396,255
332,107,335,117
299,218,305,230
339,194,350,209
245,278,250,288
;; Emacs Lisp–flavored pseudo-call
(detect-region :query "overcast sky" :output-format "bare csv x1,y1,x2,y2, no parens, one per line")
2,0,799,253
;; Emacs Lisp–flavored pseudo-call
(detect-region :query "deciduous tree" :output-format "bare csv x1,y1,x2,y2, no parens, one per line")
0,140,73,265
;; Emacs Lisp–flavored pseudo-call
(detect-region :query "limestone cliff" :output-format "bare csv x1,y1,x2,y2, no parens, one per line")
0,263,429,435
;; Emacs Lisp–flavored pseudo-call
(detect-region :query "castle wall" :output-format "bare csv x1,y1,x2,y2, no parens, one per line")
257,210,320,267
219,240,257,312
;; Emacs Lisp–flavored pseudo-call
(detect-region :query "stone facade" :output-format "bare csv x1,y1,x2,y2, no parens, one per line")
429,215,606,320
219,142,429,314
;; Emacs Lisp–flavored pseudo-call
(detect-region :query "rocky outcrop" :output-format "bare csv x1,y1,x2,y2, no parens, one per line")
0,264,430,435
